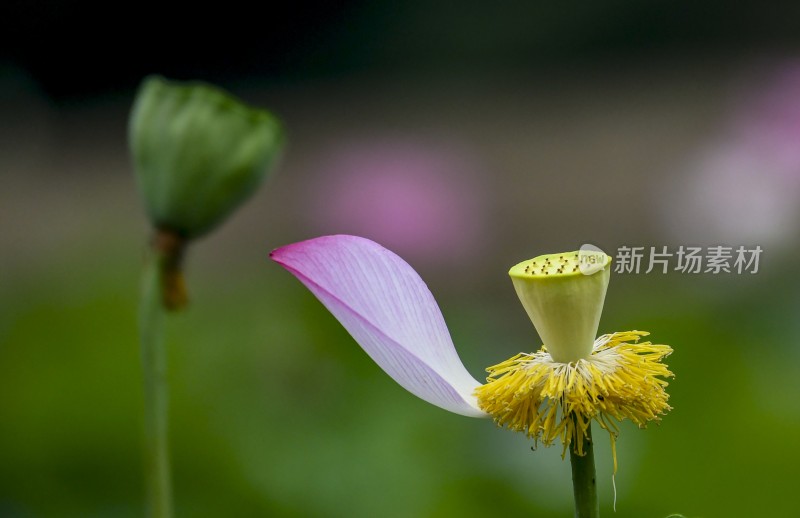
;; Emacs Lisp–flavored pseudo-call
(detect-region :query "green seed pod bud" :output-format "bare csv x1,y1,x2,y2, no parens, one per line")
129,75,284,239
509,249,612,363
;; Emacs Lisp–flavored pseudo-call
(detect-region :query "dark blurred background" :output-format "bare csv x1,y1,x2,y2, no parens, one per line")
2,2,800,517
5,1,800,99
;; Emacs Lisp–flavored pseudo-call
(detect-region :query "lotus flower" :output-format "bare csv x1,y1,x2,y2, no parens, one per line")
270,234,673,470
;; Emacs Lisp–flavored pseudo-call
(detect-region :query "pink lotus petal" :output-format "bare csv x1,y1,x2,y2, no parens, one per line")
271,235,486,417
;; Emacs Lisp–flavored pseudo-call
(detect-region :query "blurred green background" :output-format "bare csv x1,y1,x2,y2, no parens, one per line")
2,2,800,516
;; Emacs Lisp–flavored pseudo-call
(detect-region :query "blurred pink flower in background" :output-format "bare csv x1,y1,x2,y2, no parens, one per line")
661,60,800,248
734,63,800,174
305,138,488,268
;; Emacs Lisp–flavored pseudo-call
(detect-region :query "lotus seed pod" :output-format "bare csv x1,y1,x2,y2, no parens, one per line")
130,76,284,238
509,249,612,363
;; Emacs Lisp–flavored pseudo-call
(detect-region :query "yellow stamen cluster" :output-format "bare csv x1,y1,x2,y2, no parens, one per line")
475,331,673,471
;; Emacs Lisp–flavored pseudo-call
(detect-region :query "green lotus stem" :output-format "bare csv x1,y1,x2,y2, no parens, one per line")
569,423,600,518
139,245,173,518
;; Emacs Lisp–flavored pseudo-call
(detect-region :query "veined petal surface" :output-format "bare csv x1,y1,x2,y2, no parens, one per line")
271,235,485,417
